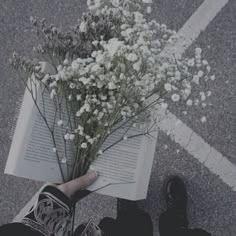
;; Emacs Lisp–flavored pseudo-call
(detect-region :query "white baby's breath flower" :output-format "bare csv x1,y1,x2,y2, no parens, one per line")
79,21,88,33
198,70,204,77
161,24,167,32
98,150,103,155
175,71,181,80
52,147,57,153
133,103,139,109
97,81,104,89
61,158,67,164
206,66,211,72
201,116,207,123
164,83,172,92
91,64,101,73
123,135,128,140
192,75,200,84
63,59,69,65
57,120,63,127
42,74,50,84
187,58,195,67
93,109,99,115
171,94,180,102
161,102,168,109
64,133,70,140
194,99,200,106
108,82,116,90
81,142,88,149
200,92,206,101
70,83,76,89
98,112,104,120
133,61,142,71
111,0,119,7
49,81,57,88
79,76,90,85
80,103,91,113
50,89,57,99
207,91,212,97
195,47,202,54
147,6,152,14
92,40,99,46
88,138,95,144
68,94,72,101
71,61,79,70
101,95,107,100
182,88,191,100
91,51,97,58
76,111,81,117
134,12,144,23
186,99,193,106
210,75,216,81
76,94,82,101
69,134,75,140
126,53,138,62
104,38,123,57
78,125,84,132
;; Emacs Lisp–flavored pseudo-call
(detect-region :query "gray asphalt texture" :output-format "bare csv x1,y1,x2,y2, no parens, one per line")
0,0,236,235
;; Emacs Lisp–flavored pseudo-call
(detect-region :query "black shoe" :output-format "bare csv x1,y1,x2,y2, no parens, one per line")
164,176,188,213
117,199,138,217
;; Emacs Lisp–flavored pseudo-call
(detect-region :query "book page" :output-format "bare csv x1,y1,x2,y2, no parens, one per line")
87,124,151,200
5,80,158,200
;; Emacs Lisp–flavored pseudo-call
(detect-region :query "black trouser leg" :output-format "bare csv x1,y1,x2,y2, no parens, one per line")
159,209,211,236
99,209,153,236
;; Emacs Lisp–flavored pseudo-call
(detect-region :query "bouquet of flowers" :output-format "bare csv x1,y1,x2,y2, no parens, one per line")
10,0,215,184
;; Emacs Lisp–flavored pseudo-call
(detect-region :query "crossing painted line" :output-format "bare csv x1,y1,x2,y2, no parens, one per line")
12,0,232,222
159,0,236,190
158,109,236,191
161,0,229,58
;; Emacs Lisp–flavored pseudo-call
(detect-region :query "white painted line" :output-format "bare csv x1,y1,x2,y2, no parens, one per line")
159,0,236,190
158,110,236,191
161,0,229,58
158,0,236,191
12,0,232,222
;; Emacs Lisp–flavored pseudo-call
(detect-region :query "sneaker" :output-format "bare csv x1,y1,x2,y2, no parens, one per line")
164,176,188,213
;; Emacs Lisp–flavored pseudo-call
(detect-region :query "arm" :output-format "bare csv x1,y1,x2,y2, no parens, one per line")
0,171,97,236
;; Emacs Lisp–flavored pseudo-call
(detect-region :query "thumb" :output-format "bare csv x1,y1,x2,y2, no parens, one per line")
57,171,98,199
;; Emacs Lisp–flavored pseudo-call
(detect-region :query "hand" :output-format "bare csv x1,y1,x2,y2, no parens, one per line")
56,171,98,202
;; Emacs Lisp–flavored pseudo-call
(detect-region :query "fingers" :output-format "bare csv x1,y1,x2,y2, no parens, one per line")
71,171,98,190
57,171,98,199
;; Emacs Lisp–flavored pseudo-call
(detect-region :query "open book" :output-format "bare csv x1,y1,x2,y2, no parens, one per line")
5,77,158,201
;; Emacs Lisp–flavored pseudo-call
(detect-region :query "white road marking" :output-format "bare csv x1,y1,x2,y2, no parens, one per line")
158,110,236,191
12,0,233,222
159,0,236,191
161,0,229,58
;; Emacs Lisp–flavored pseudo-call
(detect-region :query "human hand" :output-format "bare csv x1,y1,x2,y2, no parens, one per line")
56,171,98,202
